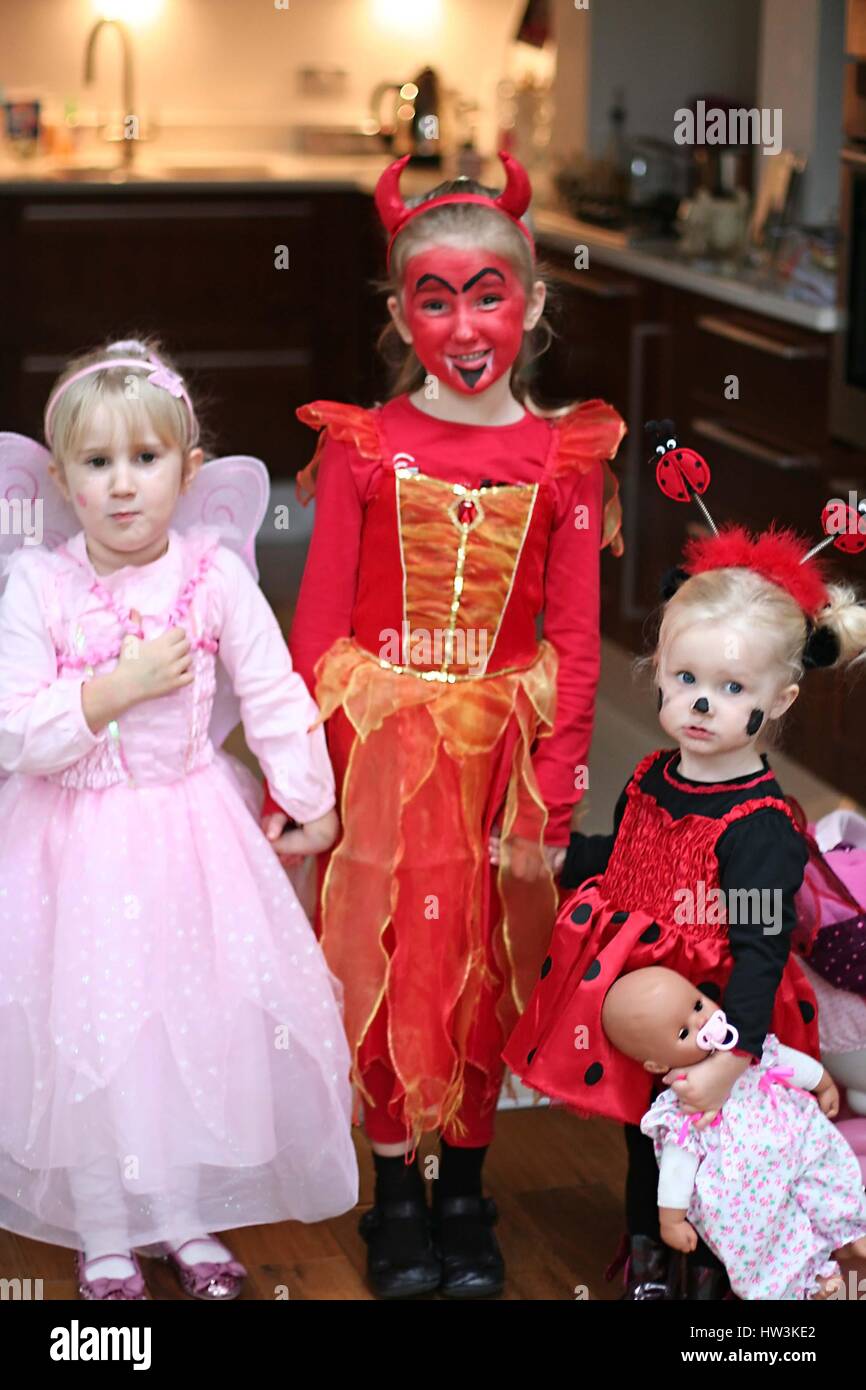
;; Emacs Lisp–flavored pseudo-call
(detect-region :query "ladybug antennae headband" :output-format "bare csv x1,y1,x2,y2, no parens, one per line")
646,418,866,666
374,150,536,269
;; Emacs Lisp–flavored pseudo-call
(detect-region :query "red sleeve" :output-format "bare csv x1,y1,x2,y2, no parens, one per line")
530,461,604,846
260,430,364,820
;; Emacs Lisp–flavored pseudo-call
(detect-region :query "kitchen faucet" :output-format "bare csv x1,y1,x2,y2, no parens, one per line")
83,18,136,170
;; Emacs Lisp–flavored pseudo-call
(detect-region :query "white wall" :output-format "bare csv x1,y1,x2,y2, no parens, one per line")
550,0,760,163
0,0,528,150
756,0,845,224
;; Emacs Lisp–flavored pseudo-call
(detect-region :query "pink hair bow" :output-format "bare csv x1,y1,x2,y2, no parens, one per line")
147,364,185,398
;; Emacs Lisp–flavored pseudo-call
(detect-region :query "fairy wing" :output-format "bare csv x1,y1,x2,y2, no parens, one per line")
173,454,270,580
0,433,79,592
174,455,272,749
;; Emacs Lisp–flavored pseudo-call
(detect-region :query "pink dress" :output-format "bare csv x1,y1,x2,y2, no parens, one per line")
0,525,359,1251
641,1035,866,1300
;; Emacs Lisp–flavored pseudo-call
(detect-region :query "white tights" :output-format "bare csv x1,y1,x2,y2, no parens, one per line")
69,1157,229,1276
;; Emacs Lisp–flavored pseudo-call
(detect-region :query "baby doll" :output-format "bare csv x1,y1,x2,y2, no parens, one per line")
604,967,866,1300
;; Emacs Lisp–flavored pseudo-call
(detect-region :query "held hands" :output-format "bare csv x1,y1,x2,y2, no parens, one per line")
663,1050,751,1129
488,830,566,880
262,808,339,867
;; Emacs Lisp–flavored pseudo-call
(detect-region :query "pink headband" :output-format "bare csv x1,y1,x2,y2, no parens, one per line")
44,353,199,448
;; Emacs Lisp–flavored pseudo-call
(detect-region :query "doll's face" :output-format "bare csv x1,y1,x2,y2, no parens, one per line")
603,968,729,1074
656,618,798,757
388,245,544,394
49,400,202,570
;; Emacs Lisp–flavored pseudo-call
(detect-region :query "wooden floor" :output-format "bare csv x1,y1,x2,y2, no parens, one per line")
1,1106,634,1301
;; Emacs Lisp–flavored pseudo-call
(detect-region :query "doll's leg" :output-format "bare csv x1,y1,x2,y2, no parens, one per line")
621,1126,680,1300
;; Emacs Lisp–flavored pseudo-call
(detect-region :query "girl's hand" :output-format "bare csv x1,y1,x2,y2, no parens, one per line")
115,609,192,707
261,812,303,866
816,1071,840,1118
545,845,567,876
487,832,566,878
663,1051,750,1127
270,808,339,860
660,1217,698,1254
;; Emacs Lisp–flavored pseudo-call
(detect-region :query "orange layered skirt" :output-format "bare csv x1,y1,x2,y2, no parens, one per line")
313,637,560,1145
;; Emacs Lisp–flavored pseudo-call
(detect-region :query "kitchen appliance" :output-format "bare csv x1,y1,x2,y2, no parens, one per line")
369,66,443,166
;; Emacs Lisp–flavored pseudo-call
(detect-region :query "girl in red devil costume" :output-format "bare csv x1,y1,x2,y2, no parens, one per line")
261,152,626,1297
504,425,866,1300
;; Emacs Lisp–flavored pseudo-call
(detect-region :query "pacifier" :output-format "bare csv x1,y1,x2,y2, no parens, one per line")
695,1008,739,1052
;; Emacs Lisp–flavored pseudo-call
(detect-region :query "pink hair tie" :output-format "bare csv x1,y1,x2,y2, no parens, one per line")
44,353,199,448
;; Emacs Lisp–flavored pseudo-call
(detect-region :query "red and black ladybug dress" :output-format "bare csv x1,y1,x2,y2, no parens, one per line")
503,749,820,1126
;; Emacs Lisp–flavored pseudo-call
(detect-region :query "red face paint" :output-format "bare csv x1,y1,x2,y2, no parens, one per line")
400,247,528,394
75,493,87,507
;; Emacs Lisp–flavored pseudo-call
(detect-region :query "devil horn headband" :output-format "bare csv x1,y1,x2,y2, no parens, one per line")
374,149,535,267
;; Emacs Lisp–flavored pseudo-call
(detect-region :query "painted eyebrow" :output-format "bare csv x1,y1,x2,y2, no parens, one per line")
415,273,459,293
413,267,506,294
462,266,506,291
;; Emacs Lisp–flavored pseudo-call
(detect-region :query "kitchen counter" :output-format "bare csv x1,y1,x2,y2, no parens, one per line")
0,148,843,333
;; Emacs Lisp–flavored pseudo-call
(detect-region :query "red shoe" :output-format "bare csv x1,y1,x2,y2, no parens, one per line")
76,1250,149,1300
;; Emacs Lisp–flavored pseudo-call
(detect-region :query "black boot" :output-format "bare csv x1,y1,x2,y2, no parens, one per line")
359,1153,441,1299
621,1234,681,1301
432,1140,504,1299
684,1265,731,1300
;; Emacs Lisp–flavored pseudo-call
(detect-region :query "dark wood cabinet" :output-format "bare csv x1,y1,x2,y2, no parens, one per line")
533,239,866,802
0,186,381,474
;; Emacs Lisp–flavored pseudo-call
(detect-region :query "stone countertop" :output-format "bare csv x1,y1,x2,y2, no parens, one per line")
0,149,843,333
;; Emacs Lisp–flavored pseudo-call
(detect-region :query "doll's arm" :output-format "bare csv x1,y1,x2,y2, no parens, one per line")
261,434,362,821
0,558,106,776
658,1144,700,1252
774,1042,839,1114
717,810,809,1060
212,547,335,825
531,464,604,847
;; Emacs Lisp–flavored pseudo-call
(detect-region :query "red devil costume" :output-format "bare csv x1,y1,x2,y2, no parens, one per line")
262,154,626,1151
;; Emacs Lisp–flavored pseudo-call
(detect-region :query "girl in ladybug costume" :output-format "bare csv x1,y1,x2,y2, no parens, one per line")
504,426,866,1300
261,152,625,1297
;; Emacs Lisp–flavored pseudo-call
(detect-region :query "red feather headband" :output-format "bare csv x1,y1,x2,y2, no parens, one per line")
374,149,535,268
682,525,829,619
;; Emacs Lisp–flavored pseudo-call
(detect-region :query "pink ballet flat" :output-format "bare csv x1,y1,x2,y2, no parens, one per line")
75,1250,149,1301
161,1238,247,1300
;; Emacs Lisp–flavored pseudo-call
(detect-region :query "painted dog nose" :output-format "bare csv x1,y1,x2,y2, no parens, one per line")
692,697,709,714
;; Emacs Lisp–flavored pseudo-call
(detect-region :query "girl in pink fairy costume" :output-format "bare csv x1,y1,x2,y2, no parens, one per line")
0,339,358,1300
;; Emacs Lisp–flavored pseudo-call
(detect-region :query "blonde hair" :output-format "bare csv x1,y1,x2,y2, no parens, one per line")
638,567,866,740
374,178,556,407
47,337,199,469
